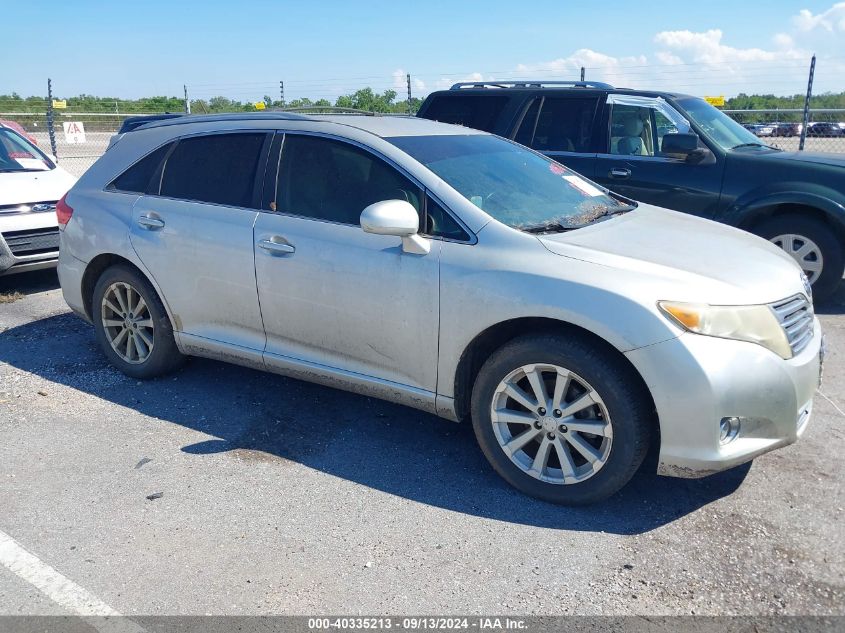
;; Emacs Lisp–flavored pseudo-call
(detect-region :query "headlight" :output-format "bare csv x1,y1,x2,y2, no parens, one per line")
658,301,792,359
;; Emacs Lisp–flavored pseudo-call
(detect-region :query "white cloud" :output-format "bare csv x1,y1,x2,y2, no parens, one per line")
652,28,802,63
773,33,794,48
394,69,426,96
793,2,845,31
415,3,843,98
435,72,489,91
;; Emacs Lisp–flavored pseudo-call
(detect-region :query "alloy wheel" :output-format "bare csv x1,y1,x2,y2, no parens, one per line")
770,233,824,283
490,363,613,485
100,282,155,364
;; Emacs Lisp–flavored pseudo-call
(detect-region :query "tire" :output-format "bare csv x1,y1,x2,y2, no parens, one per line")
754,214,844,304
92,264,184,379
470,333,653,505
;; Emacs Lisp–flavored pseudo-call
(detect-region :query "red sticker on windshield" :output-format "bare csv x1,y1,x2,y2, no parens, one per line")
549,163,566,175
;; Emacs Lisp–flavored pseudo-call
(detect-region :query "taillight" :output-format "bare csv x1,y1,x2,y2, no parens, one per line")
56,193,73,227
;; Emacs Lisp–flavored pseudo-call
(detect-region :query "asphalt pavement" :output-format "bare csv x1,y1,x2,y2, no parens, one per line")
1,269,843,616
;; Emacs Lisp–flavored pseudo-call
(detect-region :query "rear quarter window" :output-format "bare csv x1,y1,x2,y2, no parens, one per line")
420,95,508,133
108,143,173,193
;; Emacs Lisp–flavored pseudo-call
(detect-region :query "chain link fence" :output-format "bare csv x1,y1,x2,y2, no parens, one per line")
2,110,163,178
724,109,845,152
5,104,844,181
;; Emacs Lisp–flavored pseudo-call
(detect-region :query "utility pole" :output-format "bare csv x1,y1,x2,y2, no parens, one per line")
46,78,58,159
183,84,191,114
798,54,815,151
580,66,585,82
280,80,285,107
406,73,412,115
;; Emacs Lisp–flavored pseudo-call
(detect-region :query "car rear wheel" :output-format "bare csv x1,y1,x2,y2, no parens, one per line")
92,264,184,379
755,214,843,303
470,334,653,505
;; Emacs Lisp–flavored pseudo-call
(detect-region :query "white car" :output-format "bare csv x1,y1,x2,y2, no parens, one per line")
1,126,76,275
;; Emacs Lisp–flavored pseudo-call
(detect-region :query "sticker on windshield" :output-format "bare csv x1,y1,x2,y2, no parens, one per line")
563,175,604,197
13,157,49,171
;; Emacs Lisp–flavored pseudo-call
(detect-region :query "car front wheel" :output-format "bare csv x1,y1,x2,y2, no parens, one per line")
470,334,653,505
755,214,844,303
92,264,184,379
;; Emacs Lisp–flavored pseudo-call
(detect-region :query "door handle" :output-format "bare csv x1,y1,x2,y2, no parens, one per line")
257,239,295,255
137,214,165,230
609,168,631,179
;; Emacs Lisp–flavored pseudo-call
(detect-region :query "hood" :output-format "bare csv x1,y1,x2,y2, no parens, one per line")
754,150,845,168
0,167,77,207
539,205,806,305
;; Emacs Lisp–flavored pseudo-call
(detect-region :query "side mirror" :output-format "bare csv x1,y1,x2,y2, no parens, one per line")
661,133,715,165
360,199,430,255
661,132,698,155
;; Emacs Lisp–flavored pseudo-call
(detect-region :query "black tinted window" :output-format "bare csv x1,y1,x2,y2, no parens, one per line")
514,99,541,146
531,97,598,152
109,143,172,193
275,135,421,225
424,196,470,241
160,133,266,207
421,95,508,132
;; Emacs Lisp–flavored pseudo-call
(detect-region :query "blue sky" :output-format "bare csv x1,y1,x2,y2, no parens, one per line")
3,1,844,100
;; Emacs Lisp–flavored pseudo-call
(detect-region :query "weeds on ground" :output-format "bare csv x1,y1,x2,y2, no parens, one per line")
0,291,24,304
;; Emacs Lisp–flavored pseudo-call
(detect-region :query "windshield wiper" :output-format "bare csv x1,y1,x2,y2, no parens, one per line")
521,221,574,234
520,204,637,234
731,142,777,150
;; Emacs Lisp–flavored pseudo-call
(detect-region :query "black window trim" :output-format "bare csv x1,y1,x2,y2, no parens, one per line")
142,129,274,210
258,130,477,244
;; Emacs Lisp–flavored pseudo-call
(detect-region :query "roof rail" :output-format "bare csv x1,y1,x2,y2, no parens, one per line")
450,80,614,90
131,111,311,132
277,106,379,116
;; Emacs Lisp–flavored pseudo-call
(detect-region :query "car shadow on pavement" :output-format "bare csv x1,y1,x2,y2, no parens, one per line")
0,269,60,296
815,282,845,315
0,312,751,535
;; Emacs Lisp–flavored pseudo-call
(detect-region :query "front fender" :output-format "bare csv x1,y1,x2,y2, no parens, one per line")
724,186,845,231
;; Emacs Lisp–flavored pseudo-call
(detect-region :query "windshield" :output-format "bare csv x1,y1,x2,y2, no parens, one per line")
387,134,633,232
677,97,775,151
0,128,53,172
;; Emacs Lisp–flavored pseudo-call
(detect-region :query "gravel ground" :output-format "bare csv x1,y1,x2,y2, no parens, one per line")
0,269,844,616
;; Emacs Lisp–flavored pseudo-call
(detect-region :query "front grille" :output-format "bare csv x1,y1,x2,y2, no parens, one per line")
0,200,58,215
771,294,814,356
2,227,60,256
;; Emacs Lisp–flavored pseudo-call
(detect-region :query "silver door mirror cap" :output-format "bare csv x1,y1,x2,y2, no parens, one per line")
361,200,431,255
360,199,419,237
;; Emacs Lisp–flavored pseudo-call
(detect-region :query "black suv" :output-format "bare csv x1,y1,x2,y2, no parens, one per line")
417,81,845,301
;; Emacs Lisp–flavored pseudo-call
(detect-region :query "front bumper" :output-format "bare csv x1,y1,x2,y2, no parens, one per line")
0,215,60,276
625,320,822,478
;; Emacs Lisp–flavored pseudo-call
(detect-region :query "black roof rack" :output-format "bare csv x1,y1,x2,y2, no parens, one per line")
117,113,185,134
450,80,614,90
127,111,312,133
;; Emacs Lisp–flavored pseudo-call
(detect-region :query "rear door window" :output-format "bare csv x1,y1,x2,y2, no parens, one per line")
521,97,599,152
159,133,267,207
421,95,508,132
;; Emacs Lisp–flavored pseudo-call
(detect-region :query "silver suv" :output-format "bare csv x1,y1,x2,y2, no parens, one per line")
57,113,822,504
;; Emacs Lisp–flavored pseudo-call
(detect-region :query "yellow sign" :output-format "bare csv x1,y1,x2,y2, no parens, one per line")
52,99,67,109
254,101,266,110
704,95,725,107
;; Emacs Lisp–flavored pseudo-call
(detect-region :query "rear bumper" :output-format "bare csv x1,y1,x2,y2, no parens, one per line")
625,322,821,478
57,246,90,321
